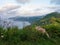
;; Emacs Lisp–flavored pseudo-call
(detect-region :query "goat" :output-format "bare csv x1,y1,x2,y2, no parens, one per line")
35,26,50,38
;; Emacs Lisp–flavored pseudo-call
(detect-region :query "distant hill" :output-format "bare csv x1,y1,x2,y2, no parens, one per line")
42,12,60,19
34,12,60,26
9,16,44,23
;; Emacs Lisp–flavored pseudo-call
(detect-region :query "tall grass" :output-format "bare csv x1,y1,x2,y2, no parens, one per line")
0,25,60,45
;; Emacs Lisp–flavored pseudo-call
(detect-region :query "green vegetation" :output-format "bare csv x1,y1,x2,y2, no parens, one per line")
0,26,60,45
33,12,60,26
0,12,60,45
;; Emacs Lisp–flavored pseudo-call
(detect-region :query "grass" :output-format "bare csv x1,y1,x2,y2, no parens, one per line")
0,26,60,45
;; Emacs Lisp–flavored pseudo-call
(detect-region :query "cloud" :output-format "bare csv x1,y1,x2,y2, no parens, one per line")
16,5,60,16
0,4,20,13
16,0,30,4
51,0,60,5
0,4,60,18
16,8,55,16
0,4,20,18
47,6,60,12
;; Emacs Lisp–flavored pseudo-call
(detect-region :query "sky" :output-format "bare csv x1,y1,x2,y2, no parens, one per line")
0,0,60,17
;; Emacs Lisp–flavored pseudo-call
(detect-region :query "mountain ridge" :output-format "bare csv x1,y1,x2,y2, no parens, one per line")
33,12,60,26
9,16,44,23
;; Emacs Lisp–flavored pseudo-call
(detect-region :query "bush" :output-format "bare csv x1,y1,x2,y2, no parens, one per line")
0,26,60,45
43,23,60,38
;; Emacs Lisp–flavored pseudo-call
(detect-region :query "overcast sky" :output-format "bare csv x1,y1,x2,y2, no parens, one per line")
0,0,60,17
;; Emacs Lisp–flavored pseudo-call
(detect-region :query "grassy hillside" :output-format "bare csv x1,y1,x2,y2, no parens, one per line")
0,12,60,45
0,26,60,45
34,12,60,26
